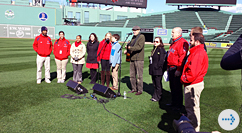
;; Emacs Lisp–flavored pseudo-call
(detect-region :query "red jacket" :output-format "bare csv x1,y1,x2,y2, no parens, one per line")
181,44,208,86
167,35,189,72
97,39,112,61
33,34,53,57
53,37,71,60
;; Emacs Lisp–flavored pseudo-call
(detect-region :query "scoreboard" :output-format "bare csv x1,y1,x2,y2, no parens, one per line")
69,0,147,8
166,0,236,6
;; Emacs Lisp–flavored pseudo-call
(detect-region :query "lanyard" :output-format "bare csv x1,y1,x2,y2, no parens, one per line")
151,46,157,57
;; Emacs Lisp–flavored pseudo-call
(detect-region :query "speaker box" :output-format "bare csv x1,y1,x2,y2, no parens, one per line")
92,84,116,98
66,80,88,94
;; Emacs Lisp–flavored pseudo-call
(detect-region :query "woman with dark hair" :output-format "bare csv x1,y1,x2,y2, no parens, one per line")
53,31,71,83
97,33,112,87
86,33,99,84
70,35,86,84
149,37,166,102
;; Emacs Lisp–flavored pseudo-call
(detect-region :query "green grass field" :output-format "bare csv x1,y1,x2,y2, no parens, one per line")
0,38,242,133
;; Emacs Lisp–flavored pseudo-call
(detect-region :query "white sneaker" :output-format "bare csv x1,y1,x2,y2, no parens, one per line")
37,80,41,84
45,79,51,83
57,79,61,83
61,80,65,83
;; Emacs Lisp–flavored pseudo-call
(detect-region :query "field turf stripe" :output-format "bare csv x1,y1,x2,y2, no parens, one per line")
0,53,35,59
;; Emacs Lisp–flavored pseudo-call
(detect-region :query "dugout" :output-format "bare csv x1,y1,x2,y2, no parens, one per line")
141,28,154,43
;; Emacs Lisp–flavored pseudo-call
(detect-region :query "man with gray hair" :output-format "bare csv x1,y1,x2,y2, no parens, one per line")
167,27,189,110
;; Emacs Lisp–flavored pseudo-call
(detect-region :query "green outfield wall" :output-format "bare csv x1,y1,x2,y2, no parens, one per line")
55,25,132,41
0,4,234,47
0,4,57,26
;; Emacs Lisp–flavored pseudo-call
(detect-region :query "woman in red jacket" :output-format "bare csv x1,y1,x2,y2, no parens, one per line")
97,32,112,87
53,31,71,83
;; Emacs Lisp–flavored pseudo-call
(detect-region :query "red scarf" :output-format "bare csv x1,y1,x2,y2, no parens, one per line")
75,41,82,47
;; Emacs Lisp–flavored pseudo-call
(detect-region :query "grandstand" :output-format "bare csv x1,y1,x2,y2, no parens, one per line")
165,10,202,29
80,8,242,42
223,27,242,41
1,0,242,43
97,19,127,27
125,14,163,28
198,10,231,30
228,15,242,32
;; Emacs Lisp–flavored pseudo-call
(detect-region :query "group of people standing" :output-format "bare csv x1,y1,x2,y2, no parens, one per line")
33,26,121,91
149,26,208,132
33,25,208,132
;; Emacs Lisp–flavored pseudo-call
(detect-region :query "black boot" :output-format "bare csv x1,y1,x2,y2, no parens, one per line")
106,71,110,87
101,71,105,86
90,69,97,84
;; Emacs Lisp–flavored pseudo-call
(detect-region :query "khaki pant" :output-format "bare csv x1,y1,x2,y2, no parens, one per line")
184,81,204,132
55,58,68,80
111,64,119,89
130,61,144,92
36,54,50,80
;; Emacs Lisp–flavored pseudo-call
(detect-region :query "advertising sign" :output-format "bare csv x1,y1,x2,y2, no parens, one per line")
205,42,217,47
157,29,168,36
0,24,55,39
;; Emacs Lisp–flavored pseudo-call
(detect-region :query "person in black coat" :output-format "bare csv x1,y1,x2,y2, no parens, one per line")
149,37,166,102
86,33,99,84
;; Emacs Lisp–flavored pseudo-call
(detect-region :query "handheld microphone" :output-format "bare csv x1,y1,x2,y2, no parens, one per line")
127,32,133,35
105,38,110,43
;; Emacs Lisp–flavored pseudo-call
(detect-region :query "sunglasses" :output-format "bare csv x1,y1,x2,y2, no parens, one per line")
154,41,159,43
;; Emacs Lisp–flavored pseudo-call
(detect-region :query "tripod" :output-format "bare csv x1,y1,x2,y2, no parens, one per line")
116,34,132,97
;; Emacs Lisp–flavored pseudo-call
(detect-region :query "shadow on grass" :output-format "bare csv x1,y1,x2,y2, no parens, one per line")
65,71,90,82
157,89,187,133
120,76,188,132
41,71,90,82
121,76,132,90
121,76,154,96
41,72,57,82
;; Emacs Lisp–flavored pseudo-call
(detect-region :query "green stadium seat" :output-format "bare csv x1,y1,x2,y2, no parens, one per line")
198,11,230,30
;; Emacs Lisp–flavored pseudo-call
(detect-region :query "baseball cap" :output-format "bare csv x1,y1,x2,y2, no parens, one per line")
41,26,48,32
132,26,141,31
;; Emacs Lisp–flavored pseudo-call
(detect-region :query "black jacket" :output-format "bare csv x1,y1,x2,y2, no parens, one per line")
86,41,99,63
220,34,242,70
149,47,166,75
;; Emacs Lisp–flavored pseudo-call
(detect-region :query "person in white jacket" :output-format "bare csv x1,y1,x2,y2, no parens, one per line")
70,35,86,84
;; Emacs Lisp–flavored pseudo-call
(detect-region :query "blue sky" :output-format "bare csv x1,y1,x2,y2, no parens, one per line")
146,0,242,13
146,0,176,13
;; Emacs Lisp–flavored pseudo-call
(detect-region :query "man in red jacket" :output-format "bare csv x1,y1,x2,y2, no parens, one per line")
33,26,53,84
181,33,208,132
167,27,189,110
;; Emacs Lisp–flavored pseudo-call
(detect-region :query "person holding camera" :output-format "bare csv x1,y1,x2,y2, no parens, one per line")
149,37,166,101
53,31,71,83
181,33,208,132
86,33,99,84
70,35,86,84
97,33,112,87
110,34,121,90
